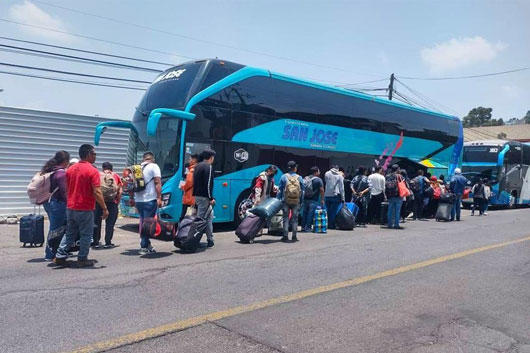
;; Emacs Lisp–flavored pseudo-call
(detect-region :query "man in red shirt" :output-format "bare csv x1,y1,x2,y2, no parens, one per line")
54,144,108,267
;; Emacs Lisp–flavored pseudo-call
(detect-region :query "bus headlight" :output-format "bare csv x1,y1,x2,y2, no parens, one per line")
161,193,171,207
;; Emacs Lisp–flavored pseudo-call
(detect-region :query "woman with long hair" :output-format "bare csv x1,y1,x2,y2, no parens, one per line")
41,150,70,260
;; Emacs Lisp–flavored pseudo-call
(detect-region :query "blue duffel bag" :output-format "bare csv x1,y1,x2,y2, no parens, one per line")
249,197,282,220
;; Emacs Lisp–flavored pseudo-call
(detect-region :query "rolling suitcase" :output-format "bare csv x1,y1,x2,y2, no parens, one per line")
380,202,389,225
313,207,327,233
268,210,284,236
19,212,44,247
236,214,267,243
435,203,452,222
335,205,355,230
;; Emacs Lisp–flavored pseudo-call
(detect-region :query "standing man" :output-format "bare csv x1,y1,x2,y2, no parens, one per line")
411,169,430,220
324,165,345,229
351,166,372,227
277,161,304,242
93,162,122,249
367,166,385,224
53,144,108,267
301,166,324,232
384,164,404,229
193,149,216,247
129,152,162,255
179,154,198,221
449,168,468,221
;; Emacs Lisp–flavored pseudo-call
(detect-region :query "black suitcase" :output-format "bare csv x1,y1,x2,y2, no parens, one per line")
174,214,209,253
335,205,355,230
380,202,389,225
19,214,44,247
435,203,452,221
236,214,267,243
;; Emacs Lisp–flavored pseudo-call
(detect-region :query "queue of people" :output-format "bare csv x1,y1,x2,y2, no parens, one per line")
33,144,492,266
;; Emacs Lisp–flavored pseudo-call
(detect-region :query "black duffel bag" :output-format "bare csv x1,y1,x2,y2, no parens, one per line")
439,193,456,204
335,204,355,230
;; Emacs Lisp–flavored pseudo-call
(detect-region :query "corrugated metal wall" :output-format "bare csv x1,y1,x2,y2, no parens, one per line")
0,106,130,215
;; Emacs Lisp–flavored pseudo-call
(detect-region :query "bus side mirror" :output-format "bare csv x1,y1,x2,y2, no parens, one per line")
147,108,196,136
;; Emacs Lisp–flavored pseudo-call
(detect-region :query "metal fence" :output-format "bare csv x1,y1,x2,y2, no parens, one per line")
0,106,130,215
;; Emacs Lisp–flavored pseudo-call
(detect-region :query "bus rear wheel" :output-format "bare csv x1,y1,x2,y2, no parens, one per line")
233,190,252,228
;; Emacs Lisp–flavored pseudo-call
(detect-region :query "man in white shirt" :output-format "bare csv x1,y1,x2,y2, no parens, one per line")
129,152,162,255
367,166,386,224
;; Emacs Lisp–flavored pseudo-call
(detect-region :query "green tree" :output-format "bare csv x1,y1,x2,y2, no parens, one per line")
462,107,493,127
524,110,530,124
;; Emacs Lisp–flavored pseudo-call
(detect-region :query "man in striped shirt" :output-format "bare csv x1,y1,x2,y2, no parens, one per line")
192,149,216,247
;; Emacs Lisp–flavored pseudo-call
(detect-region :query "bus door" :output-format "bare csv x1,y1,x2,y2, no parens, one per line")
505,144,523,200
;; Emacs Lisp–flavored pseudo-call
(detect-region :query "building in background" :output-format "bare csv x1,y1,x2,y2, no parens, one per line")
464,125,530,143
0,106,130,215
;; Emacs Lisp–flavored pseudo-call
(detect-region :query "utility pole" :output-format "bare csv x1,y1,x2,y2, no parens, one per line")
388,73,395,100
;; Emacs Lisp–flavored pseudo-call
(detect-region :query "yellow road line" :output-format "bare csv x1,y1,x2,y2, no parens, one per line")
66,235,530,353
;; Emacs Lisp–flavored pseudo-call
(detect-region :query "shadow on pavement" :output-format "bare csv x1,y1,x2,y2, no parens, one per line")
120,249,140,256
27,258,48,263
140,252,173,259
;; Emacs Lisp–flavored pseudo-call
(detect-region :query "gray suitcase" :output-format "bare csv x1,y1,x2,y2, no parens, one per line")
435,203,452,221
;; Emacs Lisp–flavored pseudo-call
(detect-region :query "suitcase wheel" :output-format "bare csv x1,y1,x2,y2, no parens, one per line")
38,243,44,247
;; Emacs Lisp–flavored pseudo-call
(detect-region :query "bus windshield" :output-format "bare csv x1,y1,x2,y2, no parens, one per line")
462,145,500,164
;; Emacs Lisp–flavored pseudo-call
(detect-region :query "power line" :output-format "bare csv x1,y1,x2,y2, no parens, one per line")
32,0,384,77
0,70,146,90
336,78,388,87
0,18,196,61
399,67,530,81
395,78,459,115
0,36,175,66
0,62,152,84
0,44,163,73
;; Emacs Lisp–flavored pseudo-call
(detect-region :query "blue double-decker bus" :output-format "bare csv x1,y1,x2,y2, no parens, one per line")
95,59,463,225
462,140,530,208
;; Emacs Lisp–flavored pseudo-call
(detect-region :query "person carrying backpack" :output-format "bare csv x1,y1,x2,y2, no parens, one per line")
277,161,305,242
351,166,372,227
93,162,122,248
384,164,404,229
410,169,430,221
129,152,162,254
301,166,324,232
32,150,70,260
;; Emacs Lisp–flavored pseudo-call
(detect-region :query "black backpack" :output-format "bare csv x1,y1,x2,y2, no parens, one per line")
385,175,399,198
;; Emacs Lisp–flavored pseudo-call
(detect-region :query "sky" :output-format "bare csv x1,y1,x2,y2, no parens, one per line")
0,0,528,121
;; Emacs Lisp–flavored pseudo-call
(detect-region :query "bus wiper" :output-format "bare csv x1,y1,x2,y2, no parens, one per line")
135,106,147,116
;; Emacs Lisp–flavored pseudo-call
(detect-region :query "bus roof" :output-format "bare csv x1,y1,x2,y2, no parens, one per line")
179,59,460,122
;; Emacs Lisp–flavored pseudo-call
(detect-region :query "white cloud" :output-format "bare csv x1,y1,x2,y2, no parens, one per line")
421,36,505,73
9,1,70,42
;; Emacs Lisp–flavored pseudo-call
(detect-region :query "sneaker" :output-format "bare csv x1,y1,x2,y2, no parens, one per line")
76,259,95,268
207,240,215,247
281,236,289,242
138,248,149,255
292,236,299,242
103,243,115,249
483,212,488,216
394,226,405,230
53,257,66,266
92,243,101,249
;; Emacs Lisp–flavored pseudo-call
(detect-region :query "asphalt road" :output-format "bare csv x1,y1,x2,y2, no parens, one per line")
1,208,530,353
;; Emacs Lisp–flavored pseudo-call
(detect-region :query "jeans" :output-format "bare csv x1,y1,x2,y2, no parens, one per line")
387,197,403,228
43,199,67,259
195,196,214,241
136,200,157,249
94,202,119,245
473,198,484,215
325,195,342,229
283,203,300,238
56,209,94,261
368,193,384,224
451,195,462,220
301,199,318,231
